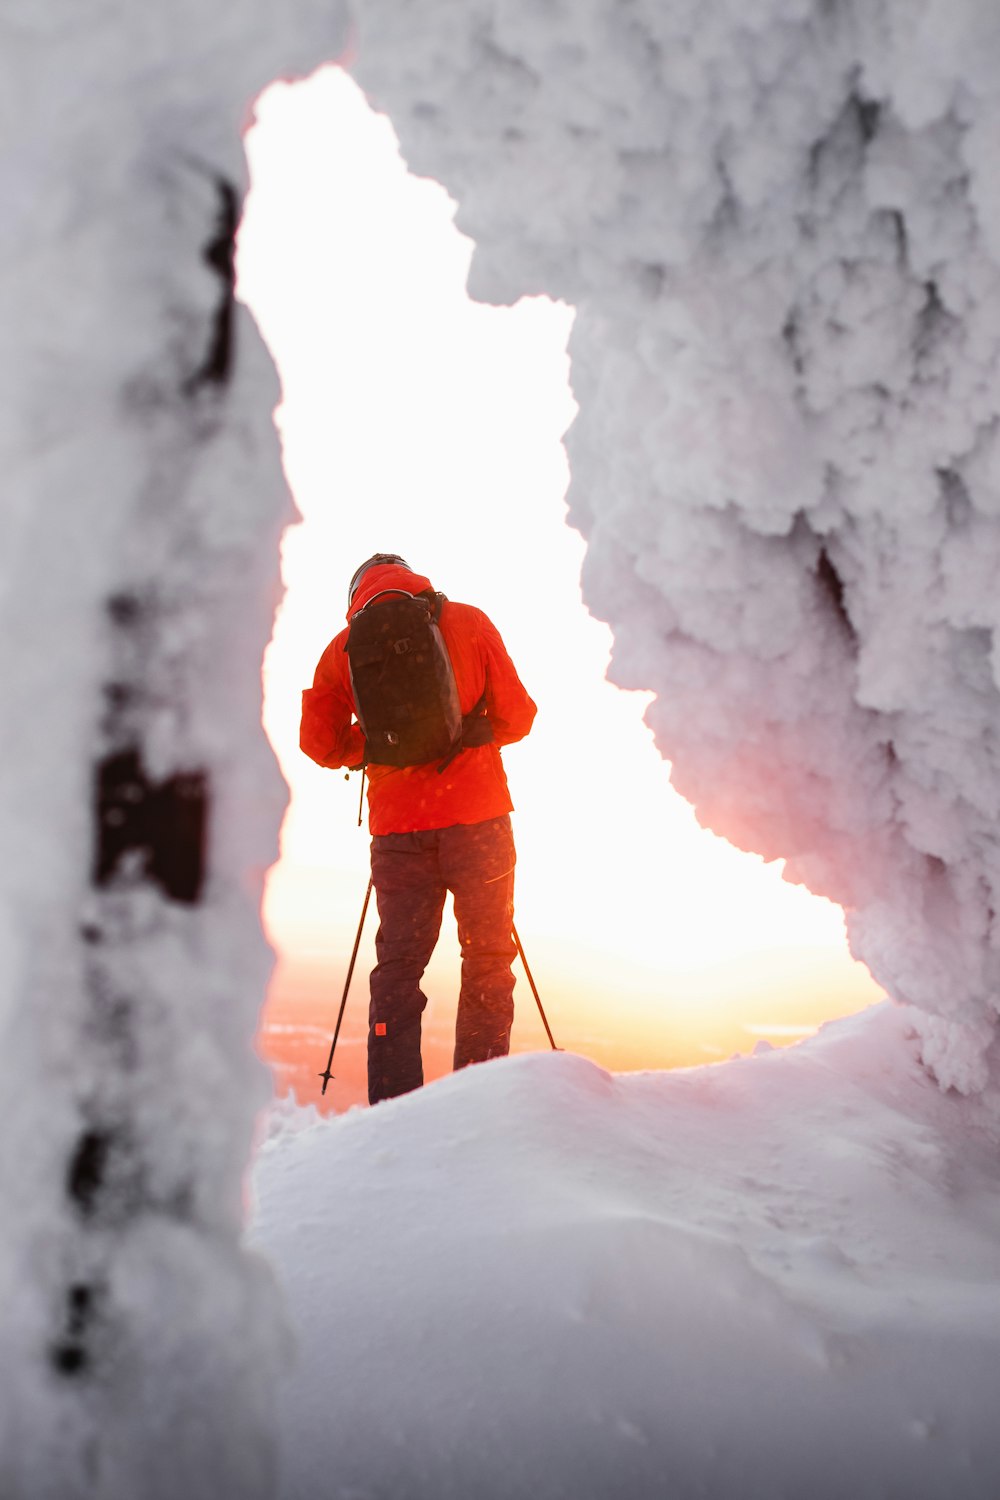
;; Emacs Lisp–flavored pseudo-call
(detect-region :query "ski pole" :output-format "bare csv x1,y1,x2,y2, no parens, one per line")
512,923,559,1051
318,876,374,1095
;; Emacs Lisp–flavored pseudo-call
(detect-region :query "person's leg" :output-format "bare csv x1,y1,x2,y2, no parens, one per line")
368,831,445,1104
441,817,517,1072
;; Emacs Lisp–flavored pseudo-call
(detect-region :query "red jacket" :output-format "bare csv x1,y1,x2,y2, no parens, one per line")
300,563,537,834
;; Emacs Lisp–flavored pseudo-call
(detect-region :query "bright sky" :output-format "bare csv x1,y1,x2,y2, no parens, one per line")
236,65,881,1099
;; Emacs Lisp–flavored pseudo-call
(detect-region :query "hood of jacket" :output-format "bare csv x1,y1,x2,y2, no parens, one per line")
346,562,434,620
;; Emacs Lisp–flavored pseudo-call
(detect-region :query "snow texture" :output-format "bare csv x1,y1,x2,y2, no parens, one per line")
350,0,1000,1094
7,0,1000,1491
0,6,347,1495
252,1006,1000,1499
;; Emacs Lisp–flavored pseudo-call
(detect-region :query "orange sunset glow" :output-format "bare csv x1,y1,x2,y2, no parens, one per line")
238,67,882,1112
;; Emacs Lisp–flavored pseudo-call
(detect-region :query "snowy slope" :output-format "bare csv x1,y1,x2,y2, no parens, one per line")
252,1007,1000,1499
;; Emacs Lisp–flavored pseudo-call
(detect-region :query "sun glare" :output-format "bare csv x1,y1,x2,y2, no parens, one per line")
237,65,882,1110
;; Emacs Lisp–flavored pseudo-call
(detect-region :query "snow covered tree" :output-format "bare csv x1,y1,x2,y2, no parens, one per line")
0,6,344,1493
352,0,1000,1093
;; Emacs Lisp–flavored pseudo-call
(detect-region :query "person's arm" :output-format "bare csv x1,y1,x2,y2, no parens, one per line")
477,611,537,747
300,634,366,769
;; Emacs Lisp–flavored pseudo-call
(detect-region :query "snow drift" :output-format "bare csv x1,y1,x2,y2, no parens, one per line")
350,0,1000,1092
252,1007,1000,1499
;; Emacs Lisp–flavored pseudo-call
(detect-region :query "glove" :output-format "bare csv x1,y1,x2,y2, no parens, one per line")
461,696,494,748
346,734,368,771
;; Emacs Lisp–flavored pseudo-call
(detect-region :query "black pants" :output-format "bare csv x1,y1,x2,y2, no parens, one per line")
368,815,517,1104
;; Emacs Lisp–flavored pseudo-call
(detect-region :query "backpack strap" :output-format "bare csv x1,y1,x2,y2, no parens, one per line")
428,590,447,623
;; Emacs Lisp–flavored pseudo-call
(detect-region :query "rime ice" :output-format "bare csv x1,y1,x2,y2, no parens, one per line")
352,0,1000,1093
0,5,347,1495
7,0,1000,1494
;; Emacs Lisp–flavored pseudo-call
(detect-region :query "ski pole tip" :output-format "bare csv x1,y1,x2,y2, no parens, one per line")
319,1070,333,1095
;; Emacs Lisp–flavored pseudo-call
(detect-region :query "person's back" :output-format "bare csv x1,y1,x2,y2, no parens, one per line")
301,554,537,1102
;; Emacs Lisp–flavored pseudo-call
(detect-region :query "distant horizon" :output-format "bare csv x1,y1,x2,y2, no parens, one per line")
259,922,882,1112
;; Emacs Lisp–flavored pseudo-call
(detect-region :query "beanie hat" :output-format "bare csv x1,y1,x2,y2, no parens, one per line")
347,553,411,606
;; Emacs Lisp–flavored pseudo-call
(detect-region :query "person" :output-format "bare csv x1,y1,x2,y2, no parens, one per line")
300,554,537,1104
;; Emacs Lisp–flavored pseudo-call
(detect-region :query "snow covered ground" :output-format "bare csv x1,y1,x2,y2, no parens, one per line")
251,1004,1000,1499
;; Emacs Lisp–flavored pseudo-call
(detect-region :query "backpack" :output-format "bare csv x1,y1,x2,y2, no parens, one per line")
346,590,464,768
